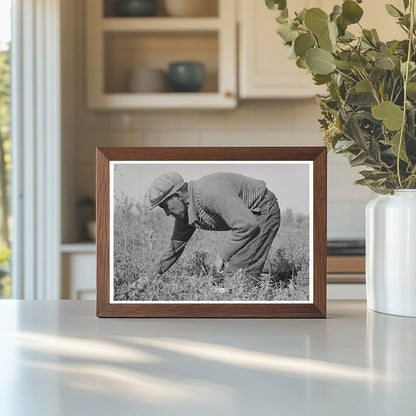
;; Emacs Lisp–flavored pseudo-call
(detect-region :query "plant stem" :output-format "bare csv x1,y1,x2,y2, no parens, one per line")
358,69,381,104
334,68,358,84
398,0,415,188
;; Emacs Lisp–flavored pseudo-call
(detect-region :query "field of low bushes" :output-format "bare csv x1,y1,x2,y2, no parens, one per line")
113,197,310,302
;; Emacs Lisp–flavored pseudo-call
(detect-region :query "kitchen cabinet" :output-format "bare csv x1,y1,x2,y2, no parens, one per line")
86,0,237,109
61,244,96,300
238,0,326,99
238,0,404,99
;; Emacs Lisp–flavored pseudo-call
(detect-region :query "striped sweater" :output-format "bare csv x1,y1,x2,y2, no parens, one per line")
153,172,267,274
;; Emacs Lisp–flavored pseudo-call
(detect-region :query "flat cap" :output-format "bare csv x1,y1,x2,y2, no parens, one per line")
147,172,185,210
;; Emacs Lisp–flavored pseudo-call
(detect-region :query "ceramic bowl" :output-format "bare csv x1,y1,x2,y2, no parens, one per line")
128,68,167,93
114,0,158,17
164,0,217,17
168,62,205,92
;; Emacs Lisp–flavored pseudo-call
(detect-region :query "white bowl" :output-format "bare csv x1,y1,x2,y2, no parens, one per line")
164,0,217,17
128,68,167,93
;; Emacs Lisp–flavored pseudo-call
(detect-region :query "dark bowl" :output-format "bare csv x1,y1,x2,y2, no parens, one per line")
114,0,158,17
168,62,205,93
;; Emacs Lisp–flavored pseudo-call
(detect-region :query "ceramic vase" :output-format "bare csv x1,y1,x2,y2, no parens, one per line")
366,190,416,317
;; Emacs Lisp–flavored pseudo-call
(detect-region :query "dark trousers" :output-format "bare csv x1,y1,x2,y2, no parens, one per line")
228,190,280,277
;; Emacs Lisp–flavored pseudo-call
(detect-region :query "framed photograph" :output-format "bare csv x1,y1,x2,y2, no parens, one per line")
96,147,327,318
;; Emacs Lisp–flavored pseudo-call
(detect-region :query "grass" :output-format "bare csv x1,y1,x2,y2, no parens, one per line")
113,197,310,302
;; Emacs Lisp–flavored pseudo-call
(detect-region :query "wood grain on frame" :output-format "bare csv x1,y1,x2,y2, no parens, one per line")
96,147,327,318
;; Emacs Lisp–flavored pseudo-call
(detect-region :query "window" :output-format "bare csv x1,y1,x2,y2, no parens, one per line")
0,0,11,298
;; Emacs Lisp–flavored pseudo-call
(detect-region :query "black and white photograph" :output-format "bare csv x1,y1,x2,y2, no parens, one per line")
109,161,313,303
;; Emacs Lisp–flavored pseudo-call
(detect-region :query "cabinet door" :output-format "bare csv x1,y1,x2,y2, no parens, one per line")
239,0,404,99
61,253,96,300
239,0,326,99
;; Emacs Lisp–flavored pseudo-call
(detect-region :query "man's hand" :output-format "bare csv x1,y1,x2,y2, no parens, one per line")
213,254,225,273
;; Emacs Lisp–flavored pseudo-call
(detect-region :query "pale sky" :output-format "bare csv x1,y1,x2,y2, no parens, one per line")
0,0,11,49
112,162,311,215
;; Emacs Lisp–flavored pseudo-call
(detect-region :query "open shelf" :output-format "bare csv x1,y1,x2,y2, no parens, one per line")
103,0,219,18
104,31,218,94
86,0,236,109
101,17,221,31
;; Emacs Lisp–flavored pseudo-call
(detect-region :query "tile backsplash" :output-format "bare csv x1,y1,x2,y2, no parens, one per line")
72,100,374,241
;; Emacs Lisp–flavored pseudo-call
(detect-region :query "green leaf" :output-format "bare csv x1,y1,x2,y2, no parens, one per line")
407,82,416,99
333,60,353,70
375,55,395,70
336,15,348,36
389,132,409,162
348,92,377,107
378,78,386,100
385,4,404,18
360,170,391,181
363,29,376,46
372,101,404,131
350,54,368,70
334,140,355,151
328,21,338,45
344,114,367,147
356,79,372,92
350,152,367,167
296,8,307,23
266,0,287,11
276,14,287,24
330,5,343,22
401,61,416,76
313,74,332,85
339,31,356,43
371,29,380,43
318,27,334,52
281,7,288,19
296,57,308,69
355,178,377,186
369,136,382,164
393,60,402,79
342,0,364,24
304,8,329,35
306,48,336,75
277,23,299,43
294,33,316,58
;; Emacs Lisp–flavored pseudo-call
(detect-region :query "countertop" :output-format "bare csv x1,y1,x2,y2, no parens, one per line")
0,300,415,415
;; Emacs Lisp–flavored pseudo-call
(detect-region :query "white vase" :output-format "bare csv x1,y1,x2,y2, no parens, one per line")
366,190,416,317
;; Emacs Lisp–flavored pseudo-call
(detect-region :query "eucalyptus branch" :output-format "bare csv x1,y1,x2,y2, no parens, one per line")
267,0,416,193
397,0,415,188
358,69,381,104
390,79,398,102
334,68,358,84
393,85,404,103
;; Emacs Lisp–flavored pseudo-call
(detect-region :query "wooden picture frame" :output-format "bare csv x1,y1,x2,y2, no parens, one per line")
96,147,327,318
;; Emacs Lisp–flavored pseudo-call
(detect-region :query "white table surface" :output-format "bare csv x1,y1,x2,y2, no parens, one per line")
0,300,415,416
